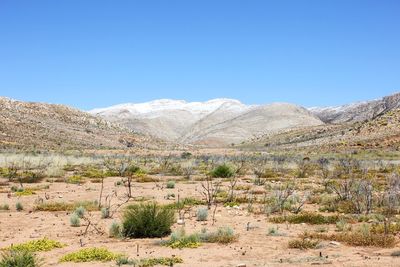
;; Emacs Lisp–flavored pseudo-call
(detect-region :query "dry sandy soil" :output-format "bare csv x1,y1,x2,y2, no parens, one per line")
0,176,399,267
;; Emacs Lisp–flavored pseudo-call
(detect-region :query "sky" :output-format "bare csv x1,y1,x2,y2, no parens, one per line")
0,0,399,110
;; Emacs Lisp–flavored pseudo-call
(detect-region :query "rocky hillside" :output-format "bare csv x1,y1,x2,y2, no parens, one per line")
244,107,400,152
90,99,324,146
309,92,400,123
0,97,156,150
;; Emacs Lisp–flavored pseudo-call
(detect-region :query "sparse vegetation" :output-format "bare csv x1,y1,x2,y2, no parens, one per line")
59,248,121,262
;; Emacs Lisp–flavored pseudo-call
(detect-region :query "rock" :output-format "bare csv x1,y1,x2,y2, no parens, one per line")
237,264,246,267
177,219,185,225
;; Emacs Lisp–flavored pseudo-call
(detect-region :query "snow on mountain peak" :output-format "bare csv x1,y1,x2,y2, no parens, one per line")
89,98,249,116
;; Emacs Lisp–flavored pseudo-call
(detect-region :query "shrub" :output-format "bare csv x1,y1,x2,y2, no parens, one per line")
109,221,122,238
166,180,175,189
288,238,319,249
15,202,23,211
122,202,175,238
391,250,400,257
70,214,81,227
60,248,120,262
301,230,396,248
200,227,237,244
211,164,234,178
0,250,43,267
101,207,110,219
7,238,65,252
67,175,85,184
0,204,9,211
161,228,201,249
116,256,183,266
196,207,208,221
269,212,340,225
267,227,284,236
74,206,86,218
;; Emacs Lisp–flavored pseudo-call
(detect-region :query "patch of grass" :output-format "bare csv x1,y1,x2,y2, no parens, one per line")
5,238,65,252
59,248,121,262
116,256,183,266
200,227,238,244
301,230,396,248
166,197,205,210
122,202,175,238
15,189,36,197
0,204,9,211
161,228,201,249
67,175,85,184
269,212,340,225
0,250,43,267
35,200,99,212
288,238,319,249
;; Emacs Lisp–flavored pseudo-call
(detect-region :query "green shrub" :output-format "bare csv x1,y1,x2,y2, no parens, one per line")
0,250,43,267
122,202,175,238
101,207,110,219
161,228,201,249
166,180,175,189
196,207,208,221
200,227,237,244
109,221,122,238
211,164,234,178
6,238,65,252
70,214,81,227
15,202,23,211
60,248,120,262
74,206,86,218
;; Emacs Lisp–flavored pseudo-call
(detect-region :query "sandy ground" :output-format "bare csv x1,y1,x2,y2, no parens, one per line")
1,176,399,267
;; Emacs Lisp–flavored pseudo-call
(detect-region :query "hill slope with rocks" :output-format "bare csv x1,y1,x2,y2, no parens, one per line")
0,97,157,150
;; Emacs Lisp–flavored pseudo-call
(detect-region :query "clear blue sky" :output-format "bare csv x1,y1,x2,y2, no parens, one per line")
0,0,399,110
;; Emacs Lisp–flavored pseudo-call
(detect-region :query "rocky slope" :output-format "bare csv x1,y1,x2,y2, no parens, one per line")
0,97,156,150
244,107,400,152
90,99,324,146
309,92,400,123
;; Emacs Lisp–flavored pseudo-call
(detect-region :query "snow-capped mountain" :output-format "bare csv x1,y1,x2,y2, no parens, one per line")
89,99,323,145
90,98,252,118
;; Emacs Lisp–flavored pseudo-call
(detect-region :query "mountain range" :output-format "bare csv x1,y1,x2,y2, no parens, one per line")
89,92,400,146
0,92,399,150
89,99,324,146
